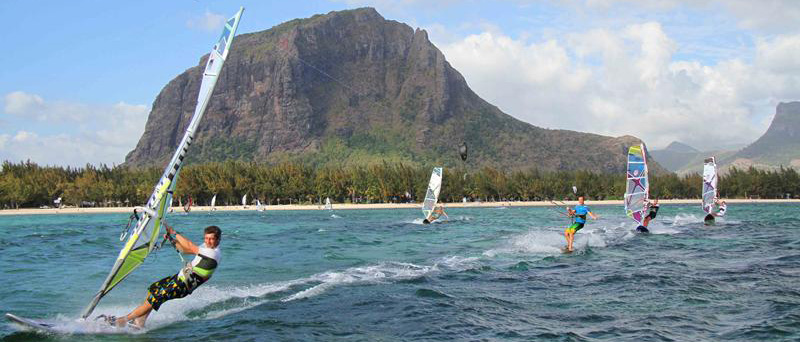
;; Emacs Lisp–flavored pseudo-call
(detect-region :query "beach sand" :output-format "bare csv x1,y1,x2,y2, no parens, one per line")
1,198,796,215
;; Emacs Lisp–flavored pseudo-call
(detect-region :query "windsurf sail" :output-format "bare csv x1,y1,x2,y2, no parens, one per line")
624,144,649,225
256,199,263,211
210,194,217,211
324,197,332,210
242,194,247,207
81,7,244,319
702,157,718,214
422,167,443,220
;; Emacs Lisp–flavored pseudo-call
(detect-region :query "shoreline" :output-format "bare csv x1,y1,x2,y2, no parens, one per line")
1,198,797,216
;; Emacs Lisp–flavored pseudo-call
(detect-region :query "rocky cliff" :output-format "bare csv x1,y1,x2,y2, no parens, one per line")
125,8,656,173
730,102,800,168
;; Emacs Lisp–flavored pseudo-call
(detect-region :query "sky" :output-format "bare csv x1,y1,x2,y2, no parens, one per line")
2,0,800,166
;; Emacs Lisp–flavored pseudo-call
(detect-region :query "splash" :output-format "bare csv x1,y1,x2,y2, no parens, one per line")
83,260,453,330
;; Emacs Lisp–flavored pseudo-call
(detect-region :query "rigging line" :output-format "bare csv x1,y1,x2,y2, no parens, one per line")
293,56,361,95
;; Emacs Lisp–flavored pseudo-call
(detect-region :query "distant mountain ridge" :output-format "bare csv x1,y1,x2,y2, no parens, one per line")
727,101,800,169
663,141,699,153
651,102,800,174
124,7,661,173
650,141,703,173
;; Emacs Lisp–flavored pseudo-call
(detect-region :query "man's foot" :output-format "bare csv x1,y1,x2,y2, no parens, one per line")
94,314,117,326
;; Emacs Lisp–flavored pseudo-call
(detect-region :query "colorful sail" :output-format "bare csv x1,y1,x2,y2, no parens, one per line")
81,7,244,319
422,167,443,220
624,144,649,225
702,157,718,214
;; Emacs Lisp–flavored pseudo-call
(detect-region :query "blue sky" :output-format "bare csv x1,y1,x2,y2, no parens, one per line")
2,0,800,166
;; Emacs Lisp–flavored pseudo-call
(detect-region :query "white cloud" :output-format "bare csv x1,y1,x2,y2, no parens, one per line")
0,92,148,166
756,35,800,74
718,0,800,33
439,21,800,150
186,10,226,32
575,0,800,34
4,91,44,117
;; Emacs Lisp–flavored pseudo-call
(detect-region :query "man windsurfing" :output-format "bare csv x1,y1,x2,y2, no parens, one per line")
564,196,598,252
423,204,448,224
99,223,222,328
635,199,659,233
704,200,727,225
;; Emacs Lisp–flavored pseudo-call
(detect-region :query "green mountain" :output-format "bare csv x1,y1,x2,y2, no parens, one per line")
650,141,700,172
724,101,800,169
124,8,659,173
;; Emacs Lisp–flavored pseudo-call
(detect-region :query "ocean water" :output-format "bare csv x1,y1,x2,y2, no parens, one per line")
1,204,799,341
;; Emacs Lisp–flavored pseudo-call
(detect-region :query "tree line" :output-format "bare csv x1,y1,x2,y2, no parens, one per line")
1,160,797,209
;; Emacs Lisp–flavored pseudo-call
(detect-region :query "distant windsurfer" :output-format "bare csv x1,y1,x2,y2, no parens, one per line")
564,196,598,252
635,199,659,233
99,223,222,328
704,200,726,225
423,204,448,224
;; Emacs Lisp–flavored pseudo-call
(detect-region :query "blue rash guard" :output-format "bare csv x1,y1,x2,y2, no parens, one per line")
573,205,590,224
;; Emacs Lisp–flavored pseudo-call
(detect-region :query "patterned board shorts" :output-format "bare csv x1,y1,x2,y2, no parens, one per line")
565,222,585,234
146,274,191,311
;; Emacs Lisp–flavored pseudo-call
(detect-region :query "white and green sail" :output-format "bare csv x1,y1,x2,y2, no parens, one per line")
422,167,443,220
81,7,244,319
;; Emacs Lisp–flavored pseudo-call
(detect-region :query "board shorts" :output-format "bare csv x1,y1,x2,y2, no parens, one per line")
565,222,584,233
146,274,192,311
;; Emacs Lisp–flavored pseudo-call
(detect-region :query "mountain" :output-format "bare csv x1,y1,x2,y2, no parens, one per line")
124,7,661,173
649,141,701,172
726,101,800,169
663,141,699,153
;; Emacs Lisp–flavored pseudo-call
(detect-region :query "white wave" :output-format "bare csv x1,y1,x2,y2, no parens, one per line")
485,219,641,257
283,262,435,302
645,221,681,235
87,261,438,330
671,213,704,226
8,314,144,335
434,255,481,271
483,229,564,257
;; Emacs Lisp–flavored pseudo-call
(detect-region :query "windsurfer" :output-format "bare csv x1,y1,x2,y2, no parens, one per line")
564,196,598,252
423,204,448,224
704,200,726,225
714,200,727,217
100,224,222,328
635,199,659,233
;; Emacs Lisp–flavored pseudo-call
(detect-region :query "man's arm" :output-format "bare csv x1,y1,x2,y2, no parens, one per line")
165,223,199,255
588,211,599,220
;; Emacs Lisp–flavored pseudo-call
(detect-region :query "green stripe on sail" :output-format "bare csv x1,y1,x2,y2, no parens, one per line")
104,193,169,294
107,246,149,292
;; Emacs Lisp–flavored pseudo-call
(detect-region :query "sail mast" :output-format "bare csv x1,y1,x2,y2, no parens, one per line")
81,7,244,319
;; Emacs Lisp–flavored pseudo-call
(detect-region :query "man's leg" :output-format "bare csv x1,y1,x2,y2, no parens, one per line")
117,300,153,328
565,230,575,251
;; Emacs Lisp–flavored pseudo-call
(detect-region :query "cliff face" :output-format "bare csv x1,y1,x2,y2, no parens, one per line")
734,102,800,162
125,7,655,173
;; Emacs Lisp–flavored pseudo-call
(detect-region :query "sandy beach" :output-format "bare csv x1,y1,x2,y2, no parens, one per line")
1,198,797,215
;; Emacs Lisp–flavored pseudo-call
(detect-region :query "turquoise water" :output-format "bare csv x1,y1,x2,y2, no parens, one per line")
1,204,799,341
